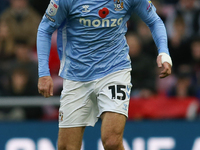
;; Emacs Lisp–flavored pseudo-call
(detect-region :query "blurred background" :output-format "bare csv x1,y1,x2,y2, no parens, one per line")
0,0,200,150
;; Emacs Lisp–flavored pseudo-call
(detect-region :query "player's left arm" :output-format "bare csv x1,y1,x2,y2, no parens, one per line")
132,0,172,78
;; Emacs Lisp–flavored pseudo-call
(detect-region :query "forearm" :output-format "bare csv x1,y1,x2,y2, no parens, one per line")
148,18,169,55
37,28,52,77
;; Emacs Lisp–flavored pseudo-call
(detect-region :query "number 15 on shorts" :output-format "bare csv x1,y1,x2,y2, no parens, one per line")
108,84,131,100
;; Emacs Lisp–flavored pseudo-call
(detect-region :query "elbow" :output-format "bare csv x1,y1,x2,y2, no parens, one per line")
37,28,52,36
147,17,164,28
37,20,56,35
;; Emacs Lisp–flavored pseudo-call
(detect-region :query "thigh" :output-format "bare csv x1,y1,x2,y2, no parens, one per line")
58,127,85,150
59,79,98,128
101,112,126,144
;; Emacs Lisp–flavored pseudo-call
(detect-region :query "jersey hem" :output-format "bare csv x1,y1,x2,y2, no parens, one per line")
59,66,131,82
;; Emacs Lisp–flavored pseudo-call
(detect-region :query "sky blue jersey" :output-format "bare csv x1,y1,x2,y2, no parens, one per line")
37,0,169,81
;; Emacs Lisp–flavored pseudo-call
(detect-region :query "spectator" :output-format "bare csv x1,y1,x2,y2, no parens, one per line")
190,36,200,99
12,39,38,84
166,0,200,38
168,15,192,71
0,0,41,47
0,39,38,96
0,20,14,96
0,67,42,120
136,20,157,59
151,0,167,23
126,32,157,98
7,67,38,96
0,21,14,61
167,64,197,98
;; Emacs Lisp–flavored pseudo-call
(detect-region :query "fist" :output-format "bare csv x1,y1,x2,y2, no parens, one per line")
38,76,54,98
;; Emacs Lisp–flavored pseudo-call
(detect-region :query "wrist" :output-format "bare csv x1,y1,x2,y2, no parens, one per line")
158,53,172,66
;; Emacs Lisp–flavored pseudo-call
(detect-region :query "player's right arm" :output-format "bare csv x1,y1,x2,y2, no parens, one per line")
37,0,69,97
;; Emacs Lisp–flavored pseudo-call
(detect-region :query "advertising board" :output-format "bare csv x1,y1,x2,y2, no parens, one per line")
0,120,200,150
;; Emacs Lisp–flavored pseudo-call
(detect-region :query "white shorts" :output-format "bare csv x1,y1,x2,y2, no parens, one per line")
59,69,132,128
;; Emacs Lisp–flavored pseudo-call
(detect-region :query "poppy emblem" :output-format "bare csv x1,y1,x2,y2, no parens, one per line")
98,7,109,18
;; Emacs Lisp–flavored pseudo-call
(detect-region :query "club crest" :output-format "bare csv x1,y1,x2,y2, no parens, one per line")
114,0,124,11
59,111,63,122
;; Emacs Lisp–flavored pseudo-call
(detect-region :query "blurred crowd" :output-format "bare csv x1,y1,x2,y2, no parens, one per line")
127,0,200,100
0,0,200,120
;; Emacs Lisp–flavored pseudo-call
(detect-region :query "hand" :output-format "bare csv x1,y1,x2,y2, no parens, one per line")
157,55,172,78
38,76,54,98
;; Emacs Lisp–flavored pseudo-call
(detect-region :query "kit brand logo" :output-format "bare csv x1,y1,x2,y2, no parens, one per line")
82,5,90,13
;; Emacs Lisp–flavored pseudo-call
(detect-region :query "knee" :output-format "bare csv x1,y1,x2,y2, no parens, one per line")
58,143,71,150
58,144,67,150
102,136,123,150
58,143,80,150
58,145,66,150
